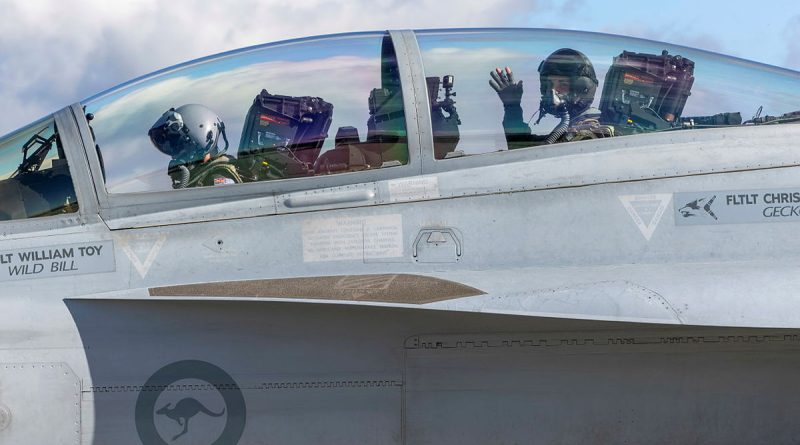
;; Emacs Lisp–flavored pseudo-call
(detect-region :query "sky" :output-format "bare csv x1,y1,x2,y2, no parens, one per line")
0,0,797,136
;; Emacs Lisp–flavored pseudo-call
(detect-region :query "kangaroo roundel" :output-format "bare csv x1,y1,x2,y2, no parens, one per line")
135,360,246,445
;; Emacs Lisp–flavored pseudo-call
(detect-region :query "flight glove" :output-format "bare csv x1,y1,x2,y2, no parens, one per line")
489,67,524,107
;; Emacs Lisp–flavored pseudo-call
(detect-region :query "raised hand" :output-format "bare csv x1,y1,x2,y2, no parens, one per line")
489,66,524,106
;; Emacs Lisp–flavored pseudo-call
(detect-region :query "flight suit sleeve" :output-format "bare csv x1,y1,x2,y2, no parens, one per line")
502,103,546,149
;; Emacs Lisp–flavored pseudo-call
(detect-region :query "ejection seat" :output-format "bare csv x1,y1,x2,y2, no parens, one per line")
313,126,382,175
0,164,72,221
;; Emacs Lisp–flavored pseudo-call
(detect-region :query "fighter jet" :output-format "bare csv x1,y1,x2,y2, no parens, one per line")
1,28,800,444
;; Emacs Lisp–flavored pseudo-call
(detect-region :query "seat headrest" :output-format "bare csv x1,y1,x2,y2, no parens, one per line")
335,126,360,146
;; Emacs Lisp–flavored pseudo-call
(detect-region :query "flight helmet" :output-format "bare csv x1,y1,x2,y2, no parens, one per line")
148,104,228,162
537,48,598,117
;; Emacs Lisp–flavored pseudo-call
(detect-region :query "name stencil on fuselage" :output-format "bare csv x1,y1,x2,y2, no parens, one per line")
675,188,800,225
0,241,115,281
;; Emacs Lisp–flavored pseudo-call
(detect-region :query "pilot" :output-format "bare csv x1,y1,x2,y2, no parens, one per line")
489,48,613,149
148,104,243,189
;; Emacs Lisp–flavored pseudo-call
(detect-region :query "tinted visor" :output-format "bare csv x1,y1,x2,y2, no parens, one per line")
148,126,181,157
149,110,187,157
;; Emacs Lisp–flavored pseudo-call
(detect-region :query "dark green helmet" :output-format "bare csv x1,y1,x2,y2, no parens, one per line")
538,48,598,117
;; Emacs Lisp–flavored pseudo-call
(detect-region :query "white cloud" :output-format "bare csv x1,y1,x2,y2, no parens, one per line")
591,24,726,56
783,15,800,70
0,0,537,136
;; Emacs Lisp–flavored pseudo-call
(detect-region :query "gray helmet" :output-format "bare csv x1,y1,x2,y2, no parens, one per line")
537,48,598,117
148,104,228,161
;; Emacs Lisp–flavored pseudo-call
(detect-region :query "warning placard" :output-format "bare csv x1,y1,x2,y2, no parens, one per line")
388,177,440,202
302,214,403,262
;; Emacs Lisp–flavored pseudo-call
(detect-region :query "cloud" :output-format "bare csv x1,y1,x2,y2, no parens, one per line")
0,0,538,136
783,15,800,70
551,0,587,16
589,24,726,56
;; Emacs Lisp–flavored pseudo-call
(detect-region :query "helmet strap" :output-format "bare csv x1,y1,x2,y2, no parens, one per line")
218,121,229,155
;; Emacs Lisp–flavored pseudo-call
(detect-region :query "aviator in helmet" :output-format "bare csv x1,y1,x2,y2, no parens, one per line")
537,48,598,119
148,104,229,164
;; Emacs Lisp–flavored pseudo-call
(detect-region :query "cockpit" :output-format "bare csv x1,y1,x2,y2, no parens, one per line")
0,28,798,222
83,32,409,193
80,29,800,194
0,119,77,221
415,29,800,158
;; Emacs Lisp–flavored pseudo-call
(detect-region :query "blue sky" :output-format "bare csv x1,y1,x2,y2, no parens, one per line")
0,0,796,135
527,0,800,70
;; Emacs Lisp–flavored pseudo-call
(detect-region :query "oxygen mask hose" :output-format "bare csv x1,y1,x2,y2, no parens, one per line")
168,159,191,189
537,89,571,144
174,165,190,189
546,105,570,144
